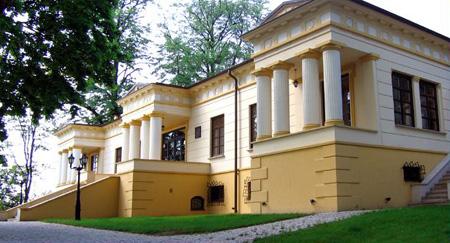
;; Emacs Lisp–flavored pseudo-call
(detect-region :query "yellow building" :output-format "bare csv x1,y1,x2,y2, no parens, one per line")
5,0,450,221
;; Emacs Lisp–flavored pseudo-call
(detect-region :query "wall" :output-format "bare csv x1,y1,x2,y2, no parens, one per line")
19,177,119,221
118,171,208,217
249,142,446,214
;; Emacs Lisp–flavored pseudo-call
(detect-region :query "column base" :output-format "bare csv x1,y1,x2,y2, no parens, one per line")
325,119,344,126
303,124,321,130
273,131,290,137
256,135,272,141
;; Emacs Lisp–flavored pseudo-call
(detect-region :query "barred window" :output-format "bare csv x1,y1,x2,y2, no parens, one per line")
211,115,224,157
208,185,224,204
420,80,439,131
392,72,414,127
190,196,205,211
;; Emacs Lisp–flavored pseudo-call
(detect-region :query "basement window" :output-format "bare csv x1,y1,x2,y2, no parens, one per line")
190,196,205,211
208,185,224,205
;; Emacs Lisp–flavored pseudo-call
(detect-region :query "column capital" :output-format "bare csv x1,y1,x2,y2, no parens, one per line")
297,49,321,60
149,111,165,118
129,120,142,126
62,149,69,153
358,53,380,62
251,68,273,77
270,61,294,70
120,123,130,128
412,76,421,82
320,43,344,52
141,115,150,121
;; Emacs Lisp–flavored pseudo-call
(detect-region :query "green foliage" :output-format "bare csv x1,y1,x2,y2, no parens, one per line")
45,213,302,235
0,164,25,210
77,0,152,125
257,205,450,243
0,0,120,141
153,0,267,87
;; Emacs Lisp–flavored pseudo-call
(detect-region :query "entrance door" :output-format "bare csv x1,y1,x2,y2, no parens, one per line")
162,128,185,161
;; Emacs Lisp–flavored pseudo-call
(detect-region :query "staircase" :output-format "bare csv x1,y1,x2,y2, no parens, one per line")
421,170,450,204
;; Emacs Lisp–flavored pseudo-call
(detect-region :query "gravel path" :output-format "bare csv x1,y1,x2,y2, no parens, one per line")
0,211,367,243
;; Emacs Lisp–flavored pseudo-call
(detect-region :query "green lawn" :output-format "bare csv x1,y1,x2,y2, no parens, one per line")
257,205,450,243
45,213,302,235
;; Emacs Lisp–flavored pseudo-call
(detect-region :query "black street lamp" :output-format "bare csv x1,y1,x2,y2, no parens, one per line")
68,153,88,221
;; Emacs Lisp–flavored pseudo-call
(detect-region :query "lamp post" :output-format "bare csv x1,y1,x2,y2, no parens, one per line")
68,153,88,221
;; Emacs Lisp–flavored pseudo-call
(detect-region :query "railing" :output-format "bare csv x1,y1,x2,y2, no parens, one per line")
411,154,450,203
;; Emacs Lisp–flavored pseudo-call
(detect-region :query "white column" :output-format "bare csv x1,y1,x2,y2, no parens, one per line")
98,148,105,174
129,120,141,160
66,149,72,184
272,62,292,136
60,150,68,185
322,45,344,125
149,115,162,160
140,116,150,159
57,152,63,185
121,124,130,161
71,148,82,183
254,69,272,140
301,51,322,130
412,76,423,129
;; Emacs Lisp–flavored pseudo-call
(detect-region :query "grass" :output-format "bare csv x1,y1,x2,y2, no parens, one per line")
45,213,302,235
257,205,450,243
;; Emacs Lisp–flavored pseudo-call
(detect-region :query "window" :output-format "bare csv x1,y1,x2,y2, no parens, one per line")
392,72,414,127
90,154,98,172
420,80,439,131
246,181,252,201
208,185,224,205
195,126,201,139
190,196,205,211
341,74,351,126
249,104,257,148
115,147,122,163
162,128,185,161
211,115,224,157
320,74,352,125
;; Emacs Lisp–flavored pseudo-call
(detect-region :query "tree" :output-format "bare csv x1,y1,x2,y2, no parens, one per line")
0,164,25,210
0,0,120,141
77,0,152,125
153,0,267,87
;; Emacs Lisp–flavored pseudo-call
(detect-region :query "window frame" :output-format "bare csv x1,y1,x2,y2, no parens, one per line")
210,114,225,157
208,185,225,205
392,71,415,127
249,103,257,148
115,147,122,163
419,80,440,131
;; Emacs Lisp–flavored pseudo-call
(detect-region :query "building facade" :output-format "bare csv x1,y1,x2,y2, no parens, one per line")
6,0,450,220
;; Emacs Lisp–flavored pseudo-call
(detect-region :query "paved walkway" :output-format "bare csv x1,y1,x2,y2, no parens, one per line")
0,211,367,243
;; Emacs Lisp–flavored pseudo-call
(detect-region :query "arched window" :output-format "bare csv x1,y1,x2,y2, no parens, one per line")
191,196,205,211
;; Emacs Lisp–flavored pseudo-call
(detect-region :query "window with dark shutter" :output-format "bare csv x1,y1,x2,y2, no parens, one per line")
249,104,257,148
420,80,439,131
195,126,201,139
392,72,415,127
211,115,224,157
115,147,122,163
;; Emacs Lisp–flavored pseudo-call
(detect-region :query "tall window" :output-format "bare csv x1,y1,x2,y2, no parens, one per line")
392,72,414,127
162,128,185,161
211,115,225,157
420,80,439,131
115,147,122,163
341,74,351,126
90,154,98,172
320,74,352,125
249,104,257,148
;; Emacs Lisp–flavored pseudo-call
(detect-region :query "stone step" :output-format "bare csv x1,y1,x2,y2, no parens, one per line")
421,198,449,204
425,193,448,199
429,188,448,194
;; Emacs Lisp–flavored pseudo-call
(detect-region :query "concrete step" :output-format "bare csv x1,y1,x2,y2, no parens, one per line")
421,198,449,204
425,193,448,199
429,188,448,194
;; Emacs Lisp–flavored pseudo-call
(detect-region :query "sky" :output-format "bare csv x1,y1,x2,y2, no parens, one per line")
9,0,450,198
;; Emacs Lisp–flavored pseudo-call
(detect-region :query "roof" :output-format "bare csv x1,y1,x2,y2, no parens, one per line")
243,0,450,42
